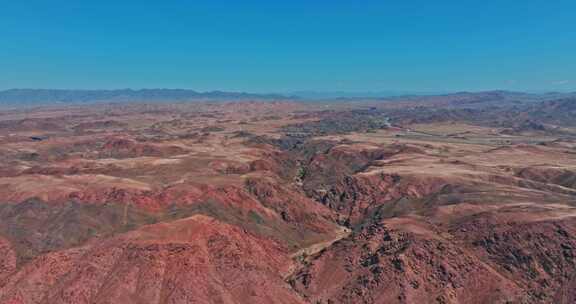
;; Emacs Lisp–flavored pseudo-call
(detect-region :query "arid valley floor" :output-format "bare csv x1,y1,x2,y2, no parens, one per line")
1,92,576,303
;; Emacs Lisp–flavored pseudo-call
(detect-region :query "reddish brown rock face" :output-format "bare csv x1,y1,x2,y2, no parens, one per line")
0,237,16,282
1,99,576,303
290,219,524,304
0,215,305,304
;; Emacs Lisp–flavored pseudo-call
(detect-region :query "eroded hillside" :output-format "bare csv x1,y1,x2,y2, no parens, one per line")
1,98,576,303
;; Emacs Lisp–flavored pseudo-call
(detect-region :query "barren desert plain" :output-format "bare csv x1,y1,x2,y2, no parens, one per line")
1,92,576,303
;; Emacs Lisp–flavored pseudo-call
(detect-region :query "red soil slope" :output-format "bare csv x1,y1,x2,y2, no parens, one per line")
0,215,305,304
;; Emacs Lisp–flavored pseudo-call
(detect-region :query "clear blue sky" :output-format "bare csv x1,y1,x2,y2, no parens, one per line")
1,0,575,93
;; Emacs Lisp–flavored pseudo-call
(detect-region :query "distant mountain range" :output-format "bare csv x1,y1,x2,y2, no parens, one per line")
292,90,576,102
0,89,293,106
289,90,435,99
1,89,575,108
378,90,576,107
